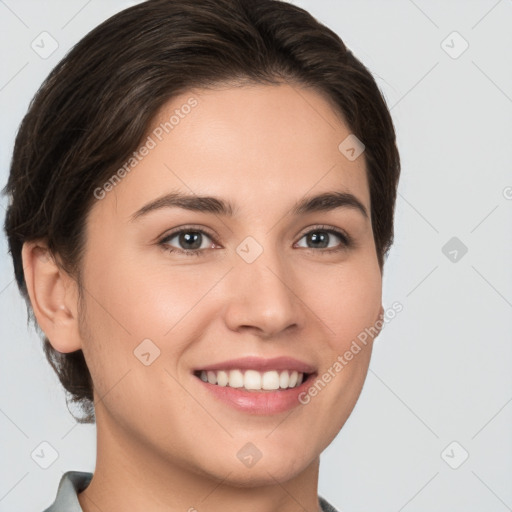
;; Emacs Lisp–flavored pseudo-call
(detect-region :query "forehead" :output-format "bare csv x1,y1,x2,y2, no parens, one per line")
89,83,370,224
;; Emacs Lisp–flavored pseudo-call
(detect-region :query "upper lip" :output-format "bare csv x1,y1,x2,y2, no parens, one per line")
195,356,316,374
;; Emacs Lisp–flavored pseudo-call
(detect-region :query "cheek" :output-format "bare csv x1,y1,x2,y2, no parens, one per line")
81,245,195,341
304,258,382,351
304,269,380,450
78,248,222,390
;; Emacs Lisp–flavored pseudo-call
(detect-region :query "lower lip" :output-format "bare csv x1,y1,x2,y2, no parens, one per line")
194,373,316,414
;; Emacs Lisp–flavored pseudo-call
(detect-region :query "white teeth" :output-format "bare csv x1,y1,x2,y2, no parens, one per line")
244,370,261,390
228,369,244,388
279,370,289,389
217,370,229,387
198,369,306,390
262,370,280,390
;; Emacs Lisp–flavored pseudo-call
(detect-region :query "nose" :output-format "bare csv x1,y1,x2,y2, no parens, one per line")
222,243,303,339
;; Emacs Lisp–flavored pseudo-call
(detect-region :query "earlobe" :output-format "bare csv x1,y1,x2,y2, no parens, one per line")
21,240,82,353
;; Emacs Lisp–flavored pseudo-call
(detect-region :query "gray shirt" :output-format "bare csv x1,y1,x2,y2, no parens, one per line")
42,471,339,512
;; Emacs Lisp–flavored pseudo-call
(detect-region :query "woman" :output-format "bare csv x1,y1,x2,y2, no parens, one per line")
3,0,400,510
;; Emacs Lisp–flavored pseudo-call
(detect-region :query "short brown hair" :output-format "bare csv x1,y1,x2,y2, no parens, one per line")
2,0,400,423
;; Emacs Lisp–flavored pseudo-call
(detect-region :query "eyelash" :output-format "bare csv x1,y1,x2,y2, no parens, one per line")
158,225,353,257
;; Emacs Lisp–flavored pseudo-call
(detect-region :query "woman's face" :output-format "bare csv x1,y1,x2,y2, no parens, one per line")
78,83,383,484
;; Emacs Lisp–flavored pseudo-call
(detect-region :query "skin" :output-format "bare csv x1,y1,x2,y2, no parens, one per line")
22,83,384,512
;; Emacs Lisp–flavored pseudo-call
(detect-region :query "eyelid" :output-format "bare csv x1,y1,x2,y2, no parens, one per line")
296,224,351,243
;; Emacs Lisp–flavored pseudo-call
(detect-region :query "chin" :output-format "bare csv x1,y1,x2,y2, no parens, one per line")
196,444,317,487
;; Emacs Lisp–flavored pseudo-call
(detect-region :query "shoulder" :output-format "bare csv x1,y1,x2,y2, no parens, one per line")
41,471,93,512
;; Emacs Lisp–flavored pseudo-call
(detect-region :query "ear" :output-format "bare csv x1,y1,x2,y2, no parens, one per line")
21,240,82,353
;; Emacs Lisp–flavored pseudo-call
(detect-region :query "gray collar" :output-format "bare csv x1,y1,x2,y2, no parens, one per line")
43,471,92,512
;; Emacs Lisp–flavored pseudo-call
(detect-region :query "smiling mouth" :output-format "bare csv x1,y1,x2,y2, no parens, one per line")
193,369,314,392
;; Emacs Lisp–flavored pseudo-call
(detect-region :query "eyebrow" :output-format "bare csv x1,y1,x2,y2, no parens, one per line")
130,190,369,221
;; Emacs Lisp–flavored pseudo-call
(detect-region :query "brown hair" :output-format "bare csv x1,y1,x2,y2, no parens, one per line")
2,0,400,423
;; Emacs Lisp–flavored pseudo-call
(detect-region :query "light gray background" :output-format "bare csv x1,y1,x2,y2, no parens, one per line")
1,0,511,511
